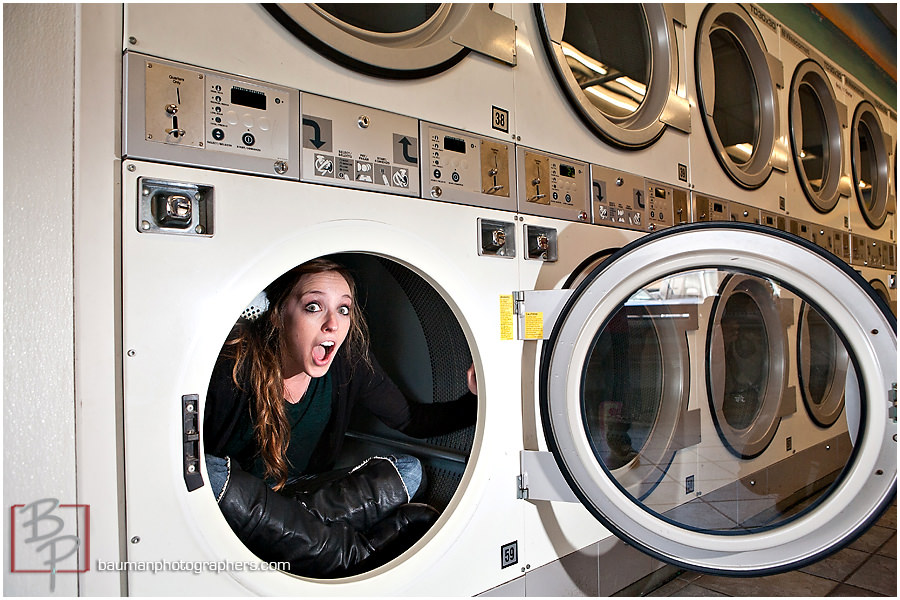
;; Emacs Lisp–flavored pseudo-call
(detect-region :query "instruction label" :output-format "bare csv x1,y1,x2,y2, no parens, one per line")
524,312,544,340
499,295,514,341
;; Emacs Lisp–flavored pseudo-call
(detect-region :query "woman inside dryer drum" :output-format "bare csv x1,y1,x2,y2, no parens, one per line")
202,258,478,578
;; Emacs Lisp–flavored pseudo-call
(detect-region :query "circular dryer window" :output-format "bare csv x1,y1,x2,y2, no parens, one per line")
851,102,890,229
203,253,476,579
798,303,848,428
695,5,781,188
263,3,501,78
789,60,845,213
534,3,690,149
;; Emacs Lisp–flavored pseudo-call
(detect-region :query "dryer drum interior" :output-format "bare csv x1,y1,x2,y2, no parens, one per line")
789,60,845,213
852,102,891,229
798,303,848,428
336,253,475,513
695,5,780,188
208,252,476,576
535,3,690,149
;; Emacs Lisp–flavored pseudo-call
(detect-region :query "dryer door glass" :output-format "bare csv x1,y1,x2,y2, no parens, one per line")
797,84,828,192
788,60,844,214
559,4,650,119
695,5,780,188
852,102,889,228
709,28,760,166
264,3,512,78
318,3,441,34
540,223,896,574
534,4,688,148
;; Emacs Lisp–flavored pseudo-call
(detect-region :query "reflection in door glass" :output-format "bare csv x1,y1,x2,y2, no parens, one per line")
582,269,856,533
583,309,663,471
857,121,878,210
709,29,760,164
798,84,828,192
720,292,769,430
318,3,440,34
560,4,650,118
799,304,848,427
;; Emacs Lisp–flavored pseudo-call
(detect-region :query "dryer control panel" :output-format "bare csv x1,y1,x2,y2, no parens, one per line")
516,148,590,222
421,123,517,212
123,52,299,179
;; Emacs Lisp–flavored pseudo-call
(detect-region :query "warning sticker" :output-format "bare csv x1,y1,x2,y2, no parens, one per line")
524,312,544,340
499,295,514,341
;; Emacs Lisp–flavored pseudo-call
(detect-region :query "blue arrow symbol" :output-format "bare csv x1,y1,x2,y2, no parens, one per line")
303,117,326,149
399,137,417,164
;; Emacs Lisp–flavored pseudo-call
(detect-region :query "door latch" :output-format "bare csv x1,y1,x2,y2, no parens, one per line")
182,394,204,491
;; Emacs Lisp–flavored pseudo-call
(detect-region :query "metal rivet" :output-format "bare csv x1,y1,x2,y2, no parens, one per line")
131,536,140,544
871,329,879,335
274,160,288,175
141,221,151,231
186,404,194,413
127,349,136,357
357,115,370,129
127,164,136,172
876,470,884,476
195,225,204,234
129,36,137,45
187,464,196,474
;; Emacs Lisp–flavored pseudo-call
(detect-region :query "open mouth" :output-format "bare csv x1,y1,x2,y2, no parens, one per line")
312,340,336,366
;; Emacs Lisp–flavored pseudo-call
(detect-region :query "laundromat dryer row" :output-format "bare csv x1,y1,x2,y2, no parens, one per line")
125,51,687,250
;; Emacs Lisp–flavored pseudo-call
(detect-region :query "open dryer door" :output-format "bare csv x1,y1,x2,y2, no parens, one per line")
538,222,896,575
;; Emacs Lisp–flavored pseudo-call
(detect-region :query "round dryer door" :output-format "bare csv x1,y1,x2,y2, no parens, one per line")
263,3,511,78
852,101,891,229
534,3,691,149
788,60,846,213
539,222,896,575
695,4,783,189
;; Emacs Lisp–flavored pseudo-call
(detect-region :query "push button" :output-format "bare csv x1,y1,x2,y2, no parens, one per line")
212,128,225,141
242,133,256,146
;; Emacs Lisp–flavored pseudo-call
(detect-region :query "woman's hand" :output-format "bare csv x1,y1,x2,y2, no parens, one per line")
466,364,478,396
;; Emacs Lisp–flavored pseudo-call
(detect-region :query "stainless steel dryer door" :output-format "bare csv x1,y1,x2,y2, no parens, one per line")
539,222,896,575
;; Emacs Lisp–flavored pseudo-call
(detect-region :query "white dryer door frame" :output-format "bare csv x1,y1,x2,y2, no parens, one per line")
538,222,896,575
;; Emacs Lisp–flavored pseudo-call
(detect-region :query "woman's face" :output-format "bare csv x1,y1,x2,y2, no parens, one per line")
280,271,353,378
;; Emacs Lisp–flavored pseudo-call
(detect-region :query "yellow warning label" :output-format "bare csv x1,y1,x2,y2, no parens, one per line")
524,312,544,340
499,295,514,341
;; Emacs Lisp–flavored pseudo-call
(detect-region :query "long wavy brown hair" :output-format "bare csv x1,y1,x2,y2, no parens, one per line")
225,258,370,490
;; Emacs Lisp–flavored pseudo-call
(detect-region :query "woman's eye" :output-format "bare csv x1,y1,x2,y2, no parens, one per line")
338,305,351,316
305,302,321,312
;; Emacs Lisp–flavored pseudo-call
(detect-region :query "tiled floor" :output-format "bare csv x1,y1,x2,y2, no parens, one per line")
646,500,897,597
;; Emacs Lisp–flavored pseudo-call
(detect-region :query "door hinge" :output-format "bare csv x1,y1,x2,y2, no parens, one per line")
518,450,580,503
889,383,897,423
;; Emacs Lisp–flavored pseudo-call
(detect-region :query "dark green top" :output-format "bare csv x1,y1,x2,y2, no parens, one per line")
221,373,333,484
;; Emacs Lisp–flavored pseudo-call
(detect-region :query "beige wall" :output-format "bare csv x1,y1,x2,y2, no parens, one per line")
4,3,78,596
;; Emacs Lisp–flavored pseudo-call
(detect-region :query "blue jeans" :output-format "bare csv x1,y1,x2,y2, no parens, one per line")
206,454,424,501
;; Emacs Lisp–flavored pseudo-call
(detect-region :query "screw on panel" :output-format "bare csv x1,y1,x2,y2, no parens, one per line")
129,36,137,45
127,164,136,172
131,536,140,544
127,349,136,357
